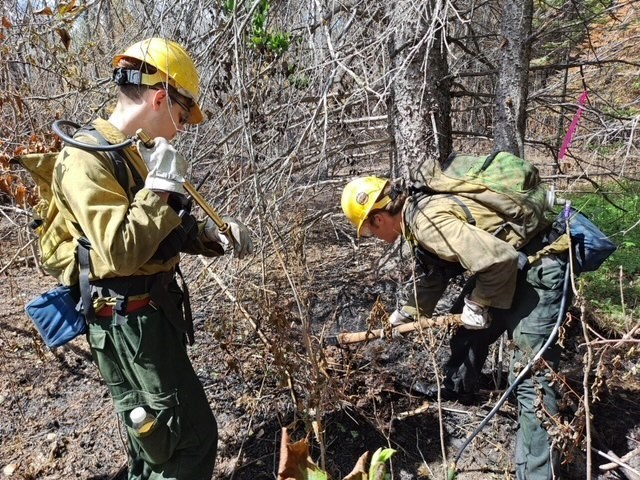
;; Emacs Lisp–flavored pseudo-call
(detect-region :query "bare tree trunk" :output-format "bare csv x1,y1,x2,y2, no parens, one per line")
387,0,452,180
494,0,533,157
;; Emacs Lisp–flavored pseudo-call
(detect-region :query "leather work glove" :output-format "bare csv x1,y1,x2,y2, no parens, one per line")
204,216,254,259
380,309,414,339
388,309,414,327
138,137,188,195
461,296,491,329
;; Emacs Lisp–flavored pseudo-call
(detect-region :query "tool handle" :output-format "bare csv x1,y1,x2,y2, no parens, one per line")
335,314,461,345
134,129,232,238
183,182,231,235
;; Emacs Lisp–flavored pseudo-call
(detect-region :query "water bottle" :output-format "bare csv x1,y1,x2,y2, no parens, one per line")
130,406,155,434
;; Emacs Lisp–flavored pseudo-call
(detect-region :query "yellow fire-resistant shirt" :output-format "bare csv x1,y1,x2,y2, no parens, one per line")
402,193,522,316
41,118,223,285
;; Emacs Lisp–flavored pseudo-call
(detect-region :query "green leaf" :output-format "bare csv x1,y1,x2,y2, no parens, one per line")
368,447,396,478
307,468,329,480
371,447,396,464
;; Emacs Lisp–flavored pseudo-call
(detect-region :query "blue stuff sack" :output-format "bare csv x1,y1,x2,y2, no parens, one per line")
552,207,617,274
25,285,86,348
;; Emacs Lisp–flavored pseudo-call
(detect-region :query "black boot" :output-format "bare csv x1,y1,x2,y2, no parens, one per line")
411,381,476,405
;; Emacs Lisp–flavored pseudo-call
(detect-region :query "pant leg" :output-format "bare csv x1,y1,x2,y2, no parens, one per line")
87,305,217,480
444,317,507,394
507,256,569,480
511,333,560,480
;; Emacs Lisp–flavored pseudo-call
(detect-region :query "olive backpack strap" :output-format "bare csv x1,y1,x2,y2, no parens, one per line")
68,127,144,322
74,127,144,197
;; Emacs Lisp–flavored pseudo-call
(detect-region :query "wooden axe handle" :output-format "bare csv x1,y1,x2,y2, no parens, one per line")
334,314,461,345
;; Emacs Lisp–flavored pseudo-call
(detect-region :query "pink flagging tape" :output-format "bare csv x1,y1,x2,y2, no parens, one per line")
558,91,588,160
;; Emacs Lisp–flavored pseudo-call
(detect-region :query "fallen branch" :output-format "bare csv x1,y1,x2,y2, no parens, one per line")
200,259,271,347
594,448,640,480
0,237,38,276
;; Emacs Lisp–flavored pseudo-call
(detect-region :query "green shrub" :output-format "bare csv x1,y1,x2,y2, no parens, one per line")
566,181,640,333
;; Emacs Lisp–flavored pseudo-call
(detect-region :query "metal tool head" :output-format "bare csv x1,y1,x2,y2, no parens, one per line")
135,128,154,148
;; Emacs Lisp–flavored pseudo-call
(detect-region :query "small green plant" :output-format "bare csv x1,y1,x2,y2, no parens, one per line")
249,0,291,58
222,0,236,14
290,74,310,90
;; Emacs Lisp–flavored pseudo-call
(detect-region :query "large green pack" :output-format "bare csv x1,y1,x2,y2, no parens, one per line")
411,151,552,249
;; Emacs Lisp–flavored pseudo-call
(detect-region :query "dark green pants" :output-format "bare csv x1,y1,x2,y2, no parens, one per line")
87,305,217,480
446,255,569,480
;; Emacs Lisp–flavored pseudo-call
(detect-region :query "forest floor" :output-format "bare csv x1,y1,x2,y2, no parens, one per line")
1,195,639,480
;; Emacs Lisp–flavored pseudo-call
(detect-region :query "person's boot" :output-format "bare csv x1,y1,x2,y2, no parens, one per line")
411,381,476,405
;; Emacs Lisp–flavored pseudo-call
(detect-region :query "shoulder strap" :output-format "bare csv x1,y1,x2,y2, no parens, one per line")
77,237,96,322
478,150,501,172
68,127,145,320
407,188,476,226
74,127,144,196
448,195,475,226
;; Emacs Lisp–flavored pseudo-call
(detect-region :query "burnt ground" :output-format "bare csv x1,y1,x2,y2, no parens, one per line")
1,205,639,480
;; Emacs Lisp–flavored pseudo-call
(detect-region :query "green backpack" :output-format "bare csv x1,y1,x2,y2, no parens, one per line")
411,151,553,249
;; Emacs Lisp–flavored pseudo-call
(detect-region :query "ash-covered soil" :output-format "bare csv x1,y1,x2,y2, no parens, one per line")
1,212,638,480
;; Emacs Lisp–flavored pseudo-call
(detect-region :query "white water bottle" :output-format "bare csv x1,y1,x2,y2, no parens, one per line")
130,406,155,434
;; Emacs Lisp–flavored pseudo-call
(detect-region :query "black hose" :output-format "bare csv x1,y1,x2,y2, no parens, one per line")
452,252,573,466
52,120,134,151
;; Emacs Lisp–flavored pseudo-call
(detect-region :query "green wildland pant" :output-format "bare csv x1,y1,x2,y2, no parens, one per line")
446,254,570,480
87,304,217,480
506,255,568,480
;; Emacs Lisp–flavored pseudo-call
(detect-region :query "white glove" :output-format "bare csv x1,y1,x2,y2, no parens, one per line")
461,296,491,329
204,216,253,259
388,309,414,327
380,309,414,339
137,137,187,195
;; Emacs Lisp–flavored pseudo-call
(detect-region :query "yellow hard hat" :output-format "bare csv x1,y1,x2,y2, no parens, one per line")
112,38,204,124
341,176,391,237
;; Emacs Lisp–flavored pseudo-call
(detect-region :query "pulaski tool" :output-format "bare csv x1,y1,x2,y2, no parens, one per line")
325,314,462,347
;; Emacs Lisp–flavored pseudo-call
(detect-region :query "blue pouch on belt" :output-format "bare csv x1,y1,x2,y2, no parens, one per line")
25,285,86,348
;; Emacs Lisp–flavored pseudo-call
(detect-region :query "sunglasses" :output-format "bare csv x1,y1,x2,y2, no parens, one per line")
168,93,192,125
150,86,192,125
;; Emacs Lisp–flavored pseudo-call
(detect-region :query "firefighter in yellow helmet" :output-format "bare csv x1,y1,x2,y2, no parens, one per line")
341,176,570,480
111,37,204,126
45,38,253,479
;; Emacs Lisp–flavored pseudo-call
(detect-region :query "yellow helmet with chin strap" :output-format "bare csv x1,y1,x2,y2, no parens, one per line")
112,37,204,124
341,176,391,237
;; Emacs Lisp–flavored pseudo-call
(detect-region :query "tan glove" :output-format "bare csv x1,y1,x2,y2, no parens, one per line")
204,216,253,259
137,137,187,195
461,296,491,329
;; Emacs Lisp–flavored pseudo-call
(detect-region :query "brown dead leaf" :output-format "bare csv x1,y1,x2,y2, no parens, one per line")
34,6,54,15
343,451,369,480
2,16,12,29
55,28,71,50
15,185,26,206
277,428,326,480
278,428,309,479
58,0,78,15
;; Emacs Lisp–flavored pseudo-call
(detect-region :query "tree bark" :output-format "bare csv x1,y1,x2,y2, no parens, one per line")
387,0,452,180
494,0,534,157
